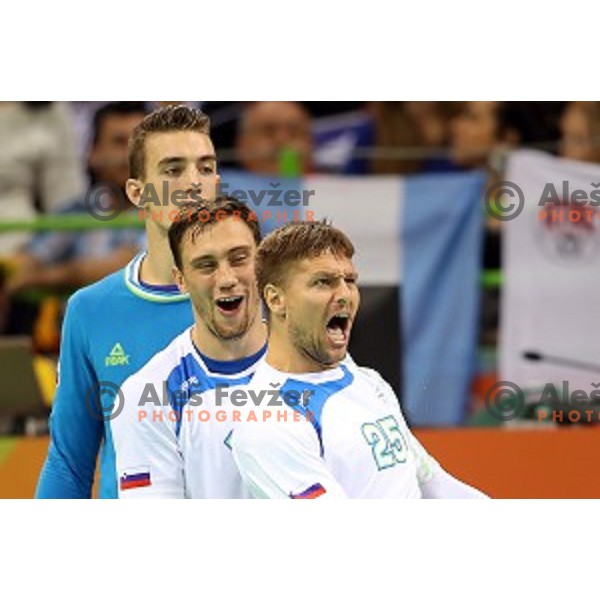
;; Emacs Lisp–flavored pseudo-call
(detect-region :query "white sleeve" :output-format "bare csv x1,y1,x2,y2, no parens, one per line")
112,376,185,499
232,417,347,499
420,468,490,499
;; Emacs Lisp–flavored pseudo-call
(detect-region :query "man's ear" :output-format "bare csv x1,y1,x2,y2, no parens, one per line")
263,283,286,318
126,178,144,209
172,265,187,294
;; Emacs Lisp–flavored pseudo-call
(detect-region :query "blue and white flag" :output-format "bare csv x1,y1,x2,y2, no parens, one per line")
401,172,485,425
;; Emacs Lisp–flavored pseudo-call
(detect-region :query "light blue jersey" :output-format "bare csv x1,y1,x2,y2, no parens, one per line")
36,253,193,499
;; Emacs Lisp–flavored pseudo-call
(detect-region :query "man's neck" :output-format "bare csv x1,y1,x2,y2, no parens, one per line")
265,332,338,374
140,222,176,285
192,318,268,362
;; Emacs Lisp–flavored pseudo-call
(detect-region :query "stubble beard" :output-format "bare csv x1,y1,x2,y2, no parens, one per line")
288,319,342,369
207,302,257,342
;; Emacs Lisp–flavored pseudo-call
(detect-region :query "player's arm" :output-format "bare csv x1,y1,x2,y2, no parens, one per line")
112,377,185,499
232,416,347,499
35,295,103,498
400,422,489,498
400,410,490,498
418,467,489,499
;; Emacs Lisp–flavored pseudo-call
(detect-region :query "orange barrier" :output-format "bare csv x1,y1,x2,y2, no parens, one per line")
1,428,599,499
417,427,600,499
0,437,48,499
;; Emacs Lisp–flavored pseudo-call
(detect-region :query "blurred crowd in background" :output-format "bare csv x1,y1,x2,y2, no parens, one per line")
0,100,596,424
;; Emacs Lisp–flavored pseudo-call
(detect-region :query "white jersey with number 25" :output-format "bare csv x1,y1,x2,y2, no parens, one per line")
230,359,440,499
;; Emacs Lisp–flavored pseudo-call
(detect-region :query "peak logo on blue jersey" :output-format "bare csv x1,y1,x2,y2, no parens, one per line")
289,483,326,499
105,342,130,367
120,468,151,491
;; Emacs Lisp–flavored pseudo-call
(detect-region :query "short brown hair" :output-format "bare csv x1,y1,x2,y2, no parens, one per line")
128,105,211,180
256,220,354,300
168,197,262,270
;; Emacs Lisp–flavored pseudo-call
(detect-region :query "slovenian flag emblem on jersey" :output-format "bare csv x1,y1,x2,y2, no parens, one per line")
120,469,151,491
289,483,326,499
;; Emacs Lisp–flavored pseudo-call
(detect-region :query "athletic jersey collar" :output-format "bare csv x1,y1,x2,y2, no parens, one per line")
194,342,267,375
256,359,346,385
186,328,263,379
124,252,189,303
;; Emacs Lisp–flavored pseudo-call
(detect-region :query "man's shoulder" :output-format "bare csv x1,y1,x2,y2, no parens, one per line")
343,358,388,389
339,361,405,416
67,268,126,313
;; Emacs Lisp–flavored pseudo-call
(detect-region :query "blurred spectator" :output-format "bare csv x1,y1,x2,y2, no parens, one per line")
449,101,515,169
368,102,421,174
559,101,600,163
404,101,453,148
450,101,566,169
67,101,109,162
402,101,460,172
1,103,148,342
68,102,202,170
236,101,313,175
201,102,363,169
313,102,458,175
6,102,147,297
0,102,84,254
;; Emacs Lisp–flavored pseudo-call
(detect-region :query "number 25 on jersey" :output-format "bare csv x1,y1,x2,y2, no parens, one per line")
361,415,408,470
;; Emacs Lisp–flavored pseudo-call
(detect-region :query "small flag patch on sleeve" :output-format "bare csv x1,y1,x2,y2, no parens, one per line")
120,469,151,491
289,483,326,499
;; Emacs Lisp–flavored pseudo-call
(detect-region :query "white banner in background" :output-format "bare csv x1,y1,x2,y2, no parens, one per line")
501,150,600,396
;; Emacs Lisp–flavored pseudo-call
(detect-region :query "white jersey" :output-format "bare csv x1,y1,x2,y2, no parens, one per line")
230,360,440,499
111,327,264,498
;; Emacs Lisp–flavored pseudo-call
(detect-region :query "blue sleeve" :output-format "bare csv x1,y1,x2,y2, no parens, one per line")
35,294,103,498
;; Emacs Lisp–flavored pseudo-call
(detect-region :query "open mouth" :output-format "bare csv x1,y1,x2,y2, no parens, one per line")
325,313,350,346
216,295,244,314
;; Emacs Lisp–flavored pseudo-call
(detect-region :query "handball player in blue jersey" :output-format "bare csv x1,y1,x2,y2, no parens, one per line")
36,105,227,498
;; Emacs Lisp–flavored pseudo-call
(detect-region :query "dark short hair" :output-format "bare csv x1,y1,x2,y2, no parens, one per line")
168,196,262,269
92,102,147,147
256,220,354,301
128,105,211,180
